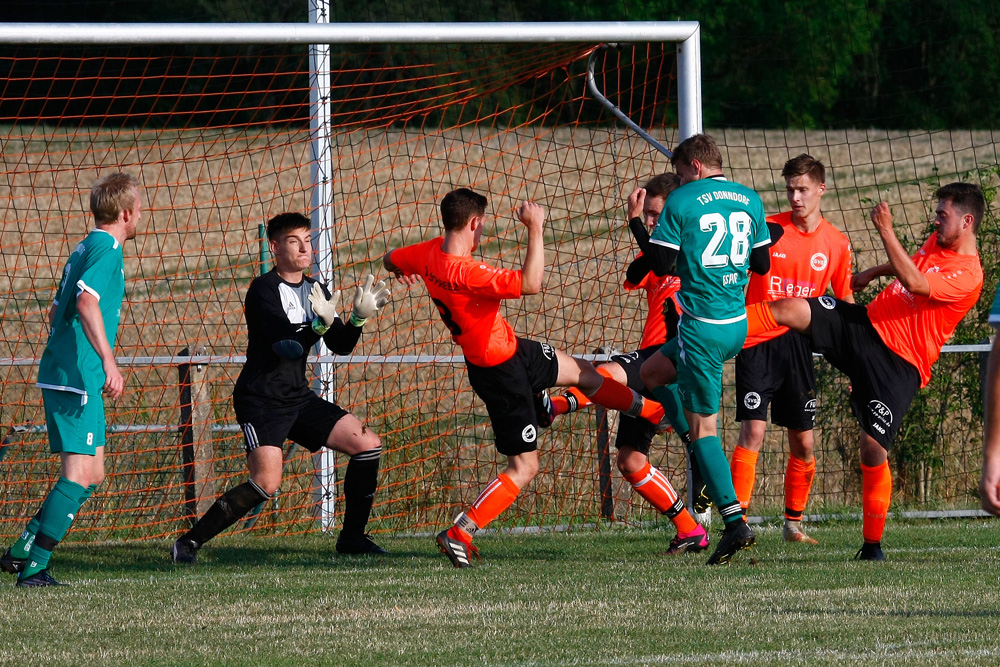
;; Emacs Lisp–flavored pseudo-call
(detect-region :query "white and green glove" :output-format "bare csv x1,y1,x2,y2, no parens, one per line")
308,281,340,335
350,274,391,327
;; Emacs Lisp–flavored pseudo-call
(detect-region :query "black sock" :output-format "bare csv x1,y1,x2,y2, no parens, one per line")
341,448,380,537
183,480,270,547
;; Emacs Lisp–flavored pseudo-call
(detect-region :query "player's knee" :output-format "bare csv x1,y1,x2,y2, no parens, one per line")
250,471,282,497
859,434,888,467
737,421,766,450
795,435,815,459
639,362,660,392
506,453,540,483
574,362,601,394
616,449,647,476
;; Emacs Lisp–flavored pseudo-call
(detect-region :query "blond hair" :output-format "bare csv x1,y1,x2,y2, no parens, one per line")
90,172,140,224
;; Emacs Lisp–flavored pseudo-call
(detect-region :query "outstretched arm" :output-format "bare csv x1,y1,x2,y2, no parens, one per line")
982,334,1000,515
870,202,930,296
517,202,546,295
382,250,421,286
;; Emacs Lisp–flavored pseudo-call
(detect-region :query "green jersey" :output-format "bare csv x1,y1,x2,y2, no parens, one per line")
37,229,125,396
990,281,1000,327
650,176,768,323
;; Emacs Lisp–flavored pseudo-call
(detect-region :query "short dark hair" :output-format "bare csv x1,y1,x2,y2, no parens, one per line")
782,154,826,184
90,172,140,224
671,133,723,170
936,182,986,233
441,188,488,231
267,212,311,239
643,173,681,199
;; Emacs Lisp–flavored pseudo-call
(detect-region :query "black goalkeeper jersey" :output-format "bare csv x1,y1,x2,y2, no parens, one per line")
233,270,362,408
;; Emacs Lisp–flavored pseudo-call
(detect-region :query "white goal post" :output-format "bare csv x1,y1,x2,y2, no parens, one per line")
0,17,703,531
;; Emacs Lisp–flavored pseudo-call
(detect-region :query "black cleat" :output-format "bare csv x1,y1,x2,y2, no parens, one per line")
436,529,479,568
533,390,555,429
855,542,886,561
171,537,200,564
1,548,26,575
706,521,756,565
15,569,66,588
336,533,388,555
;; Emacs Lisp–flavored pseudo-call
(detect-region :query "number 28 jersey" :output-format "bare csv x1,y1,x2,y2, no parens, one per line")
389,237,522,367
650,176,769,323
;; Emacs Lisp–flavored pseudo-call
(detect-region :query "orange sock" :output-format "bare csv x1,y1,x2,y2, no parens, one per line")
586,377,663,424
861,460,892,543
745,302,778,338
784,455,816,520
464,472,521,534
623,462,698,534
671,507,700,535
552,387,591,416
730,445,759,510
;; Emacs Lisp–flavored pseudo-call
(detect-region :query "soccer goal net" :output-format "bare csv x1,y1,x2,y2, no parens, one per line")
0,21,710,541
0,19,995,545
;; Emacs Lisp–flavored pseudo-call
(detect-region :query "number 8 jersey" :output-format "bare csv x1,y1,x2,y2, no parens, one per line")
650,175,769,323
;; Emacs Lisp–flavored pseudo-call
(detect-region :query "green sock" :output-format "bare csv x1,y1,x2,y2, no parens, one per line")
10,511,42,560
78,483,98,505
19,477,85,579
11,482,94,560
649,384,690,435
691,436,744,525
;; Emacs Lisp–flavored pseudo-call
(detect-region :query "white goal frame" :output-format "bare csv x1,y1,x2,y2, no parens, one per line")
0,17,703,529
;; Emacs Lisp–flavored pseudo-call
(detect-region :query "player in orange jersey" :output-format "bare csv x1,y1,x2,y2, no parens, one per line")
383,188,668,567
745,183,984,560
546,173,709,555
730,155,853,545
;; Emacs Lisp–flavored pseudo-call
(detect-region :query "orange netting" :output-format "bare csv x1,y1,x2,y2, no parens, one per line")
1,40,993,543
0,42,686,541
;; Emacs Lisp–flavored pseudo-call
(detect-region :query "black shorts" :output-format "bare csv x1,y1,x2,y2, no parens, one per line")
608,346,659,454
807,297,921,449
465,338,560,456
233,392,348,454
735,332,817,431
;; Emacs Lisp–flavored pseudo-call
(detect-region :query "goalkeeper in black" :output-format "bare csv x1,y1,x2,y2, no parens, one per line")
171,212,391,563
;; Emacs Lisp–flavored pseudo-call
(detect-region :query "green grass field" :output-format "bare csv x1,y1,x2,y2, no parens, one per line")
1,519,998,666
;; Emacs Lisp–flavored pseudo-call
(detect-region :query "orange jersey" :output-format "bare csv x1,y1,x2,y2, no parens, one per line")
868,233,982,387
744,211,853,347
389,237,522,367
623,256,681,348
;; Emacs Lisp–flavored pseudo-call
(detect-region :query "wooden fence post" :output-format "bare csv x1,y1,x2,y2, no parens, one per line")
178,346,215,522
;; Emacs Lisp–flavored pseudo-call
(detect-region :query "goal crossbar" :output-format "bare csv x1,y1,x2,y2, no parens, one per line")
0,20,703,139
0,21,698,45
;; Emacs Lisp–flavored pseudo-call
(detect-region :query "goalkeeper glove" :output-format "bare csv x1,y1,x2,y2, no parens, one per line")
350,273,391,326
308,281,340,335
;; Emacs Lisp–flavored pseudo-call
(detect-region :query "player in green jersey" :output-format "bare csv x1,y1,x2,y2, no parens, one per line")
1,173,142,587
636,134,772,565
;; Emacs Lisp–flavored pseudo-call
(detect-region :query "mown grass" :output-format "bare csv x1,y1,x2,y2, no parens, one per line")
0,519,998,666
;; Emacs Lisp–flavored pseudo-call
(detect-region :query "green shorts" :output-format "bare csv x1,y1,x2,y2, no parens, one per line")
660,316,747,415
42,389,105,455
